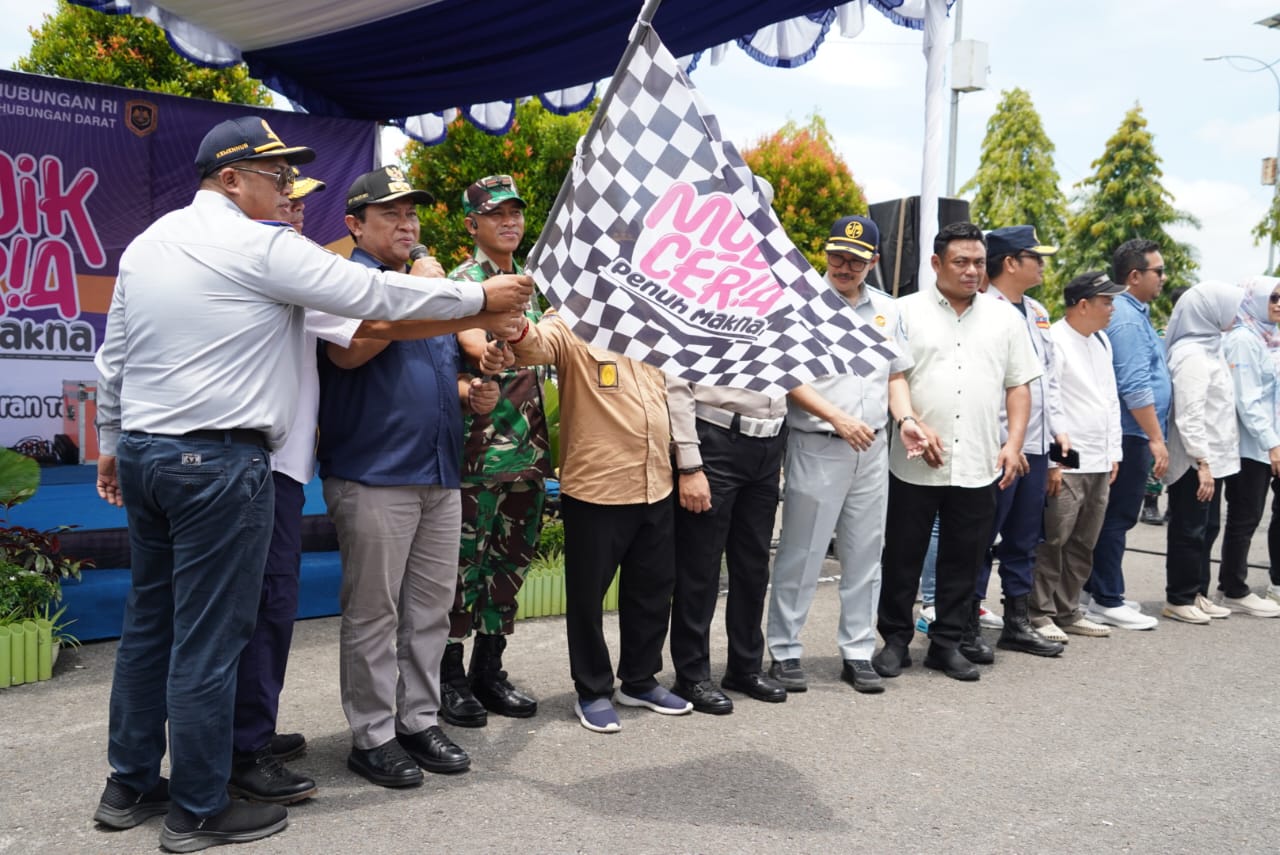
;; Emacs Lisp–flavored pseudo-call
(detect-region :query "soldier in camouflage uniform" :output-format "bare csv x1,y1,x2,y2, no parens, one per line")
441,175,552,727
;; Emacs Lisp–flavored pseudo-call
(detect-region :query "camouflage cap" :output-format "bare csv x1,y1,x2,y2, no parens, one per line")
462,174,527,216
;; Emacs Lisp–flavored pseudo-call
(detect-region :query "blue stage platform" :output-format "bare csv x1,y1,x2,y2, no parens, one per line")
10,465,343,642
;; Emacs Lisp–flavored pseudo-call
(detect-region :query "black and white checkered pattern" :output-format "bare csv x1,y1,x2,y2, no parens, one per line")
528,25,899,397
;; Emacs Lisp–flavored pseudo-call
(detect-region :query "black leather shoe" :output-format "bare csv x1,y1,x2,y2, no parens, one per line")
160,801,288,852
396,725,470,774
93,776,170,829
871,644,911,678
269,732,306,762
923,643,980,681
347,739,424,788
469,634,538,718
997,594,1065,657
441,642,488,728
841,659,885,694
722,670,788,702
228,749,317,804
765,659,806,693
675,679,734,715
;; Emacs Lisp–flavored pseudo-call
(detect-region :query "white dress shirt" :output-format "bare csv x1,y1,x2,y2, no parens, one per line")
1165,341,1241,482
1048,320,1122,474
96,190,484,454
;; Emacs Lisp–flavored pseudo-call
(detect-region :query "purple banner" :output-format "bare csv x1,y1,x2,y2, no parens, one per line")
0,70,377,453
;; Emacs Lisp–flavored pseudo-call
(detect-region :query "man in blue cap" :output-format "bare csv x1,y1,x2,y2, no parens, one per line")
969,225,1067,660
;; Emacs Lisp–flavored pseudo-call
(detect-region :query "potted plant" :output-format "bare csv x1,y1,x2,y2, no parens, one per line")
0,448,86,688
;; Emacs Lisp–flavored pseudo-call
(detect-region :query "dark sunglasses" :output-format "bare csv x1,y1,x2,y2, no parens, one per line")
1269,293,1280,305
231,165,295,193
1139,266,1166,277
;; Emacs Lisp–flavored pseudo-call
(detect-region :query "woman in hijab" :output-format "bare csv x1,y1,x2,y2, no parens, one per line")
1160,281,1243,624
1220,277,1280,617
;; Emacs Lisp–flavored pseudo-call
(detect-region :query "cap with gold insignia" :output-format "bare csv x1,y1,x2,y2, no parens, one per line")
462,174,527,216
824,215,880,260
288,167,326,201
345,166,435,214
195,116,315,178
985,225,1058,259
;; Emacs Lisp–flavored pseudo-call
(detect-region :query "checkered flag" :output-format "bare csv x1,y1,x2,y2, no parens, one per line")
527,23,899,397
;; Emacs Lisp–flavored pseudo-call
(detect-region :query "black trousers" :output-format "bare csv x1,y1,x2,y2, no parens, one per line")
670,421,785,683
879,476,997,650
561,493,675,701
1222,458,1272,598
1164,466,1223,605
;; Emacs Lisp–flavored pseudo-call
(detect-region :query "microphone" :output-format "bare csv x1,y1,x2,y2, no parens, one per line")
409,244,431,262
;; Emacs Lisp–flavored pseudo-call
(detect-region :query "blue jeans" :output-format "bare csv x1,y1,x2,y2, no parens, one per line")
108,431,273,817
1087,435,1151,608
920,516,940,605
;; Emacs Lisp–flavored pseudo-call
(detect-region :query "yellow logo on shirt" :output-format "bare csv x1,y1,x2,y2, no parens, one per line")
874,314,886,327
598,362,618,388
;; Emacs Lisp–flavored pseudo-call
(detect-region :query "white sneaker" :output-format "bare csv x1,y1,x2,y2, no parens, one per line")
1162,602,1211,625
978,605,1004,629
1194,594,1231,619
1086,603,1158,631
1268,585,1280,606
1222,592,1280,618
1080,592,1141,613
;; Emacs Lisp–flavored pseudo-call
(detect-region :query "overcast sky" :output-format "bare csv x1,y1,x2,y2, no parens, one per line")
4,0,1280,282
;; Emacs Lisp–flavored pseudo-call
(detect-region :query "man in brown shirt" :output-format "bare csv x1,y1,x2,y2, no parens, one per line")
509,313,692,732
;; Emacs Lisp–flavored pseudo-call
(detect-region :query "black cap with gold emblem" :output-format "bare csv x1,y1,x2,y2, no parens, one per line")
824,215,880,260
194,116,315,178
344,166,435,214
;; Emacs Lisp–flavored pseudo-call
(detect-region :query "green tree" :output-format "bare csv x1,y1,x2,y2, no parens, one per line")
742,114,867,271
1057,104,1199,323
959,87,1069,309
15,1,270,105
401,100,594,271
1251,190,1280,274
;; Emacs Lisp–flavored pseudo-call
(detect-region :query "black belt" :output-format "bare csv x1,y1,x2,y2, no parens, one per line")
178,429,269,447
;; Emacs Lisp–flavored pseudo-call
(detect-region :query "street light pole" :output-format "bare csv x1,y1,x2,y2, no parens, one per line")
1205,54,1280,273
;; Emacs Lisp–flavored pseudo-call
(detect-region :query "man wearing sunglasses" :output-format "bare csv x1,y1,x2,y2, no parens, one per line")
93,117,533,852
967,226,1066,660
1082,238,1168,632
767,215,930,694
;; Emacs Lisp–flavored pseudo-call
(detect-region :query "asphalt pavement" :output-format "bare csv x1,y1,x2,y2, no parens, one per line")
3,513,1279,854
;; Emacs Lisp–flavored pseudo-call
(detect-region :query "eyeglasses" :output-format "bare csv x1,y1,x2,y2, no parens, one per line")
1016,251,1044,264
1139,266,1166,277
477,175,515,191
231,165,295,193
827,254,870,271
1269,293,1280,305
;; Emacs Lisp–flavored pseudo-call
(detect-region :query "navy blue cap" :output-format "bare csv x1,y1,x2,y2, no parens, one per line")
195,116,315,178
986,225,1058,260
824,215,880,260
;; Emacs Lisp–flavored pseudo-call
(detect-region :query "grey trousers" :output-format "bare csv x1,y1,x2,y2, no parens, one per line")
324,478,461,749
767,430,887,662
1033,471,1110,623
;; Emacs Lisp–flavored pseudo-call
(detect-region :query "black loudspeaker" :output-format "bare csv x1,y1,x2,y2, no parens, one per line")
866,196,971,297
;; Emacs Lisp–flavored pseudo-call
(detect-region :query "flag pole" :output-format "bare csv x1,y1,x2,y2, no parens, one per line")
526,0,665,272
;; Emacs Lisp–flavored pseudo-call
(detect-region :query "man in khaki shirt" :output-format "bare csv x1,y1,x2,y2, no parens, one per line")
509,313,693,732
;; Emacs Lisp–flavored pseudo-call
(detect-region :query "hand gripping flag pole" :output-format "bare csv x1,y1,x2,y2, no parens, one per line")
526,0,900,398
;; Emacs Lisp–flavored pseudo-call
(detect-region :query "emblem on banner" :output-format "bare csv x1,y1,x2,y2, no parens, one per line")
125,100,158,137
